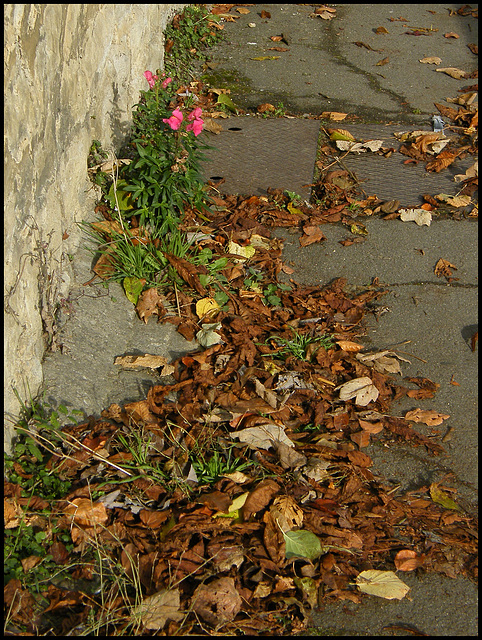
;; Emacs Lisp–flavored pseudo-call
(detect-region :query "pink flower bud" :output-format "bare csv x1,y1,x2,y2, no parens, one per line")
161,77,172,89
144,70,158,89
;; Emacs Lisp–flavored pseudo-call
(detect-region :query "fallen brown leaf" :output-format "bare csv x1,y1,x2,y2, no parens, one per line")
404,408,450,426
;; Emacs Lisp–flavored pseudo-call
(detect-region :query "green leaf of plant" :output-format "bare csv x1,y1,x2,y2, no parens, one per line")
107,181,135,211
282,529,323,560
123,276,145,305
216,93,238,113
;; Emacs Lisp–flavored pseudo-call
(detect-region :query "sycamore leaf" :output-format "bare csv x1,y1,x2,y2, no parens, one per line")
282,529,324,560
336,377,379,406
356,570,410,600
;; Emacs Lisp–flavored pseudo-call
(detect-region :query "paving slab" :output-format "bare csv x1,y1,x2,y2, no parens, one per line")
202,115,321,199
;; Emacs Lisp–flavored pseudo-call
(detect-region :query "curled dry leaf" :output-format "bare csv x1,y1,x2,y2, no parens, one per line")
196,322,224,348
394,549,425,571
336,340,364,352
404,408,450,426
321,111,348,121
114,354,168,370
454,161,478,182
436,67,467,79
356,349,409,374
434,258,457,279
419,56,442,64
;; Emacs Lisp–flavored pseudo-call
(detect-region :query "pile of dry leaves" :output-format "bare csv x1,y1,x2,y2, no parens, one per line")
5,182,478,635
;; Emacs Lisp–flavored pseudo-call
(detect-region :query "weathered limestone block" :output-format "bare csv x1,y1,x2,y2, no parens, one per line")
4,4,186,451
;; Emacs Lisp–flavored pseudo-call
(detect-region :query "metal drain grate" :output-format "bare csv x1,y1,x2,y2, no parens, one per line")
329,123,477,207
201,116,321,200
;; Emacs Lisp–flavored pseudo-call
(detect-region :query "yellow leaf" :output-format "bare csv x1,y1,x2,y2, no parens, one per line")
250,56,280,61
195,297,220,321
356,570,410,600
227,240,256,262
430,483,462,511
329,128,356,142
287,202,304,215
213,491,249,518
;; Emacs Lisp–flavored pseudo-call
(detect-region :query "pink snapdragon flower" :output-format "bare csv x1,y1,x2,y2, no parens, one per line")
186,118,204,136
187,107,203,121
161,76,172,89
162,108,184,131
144,70,158,89
186,107,204,136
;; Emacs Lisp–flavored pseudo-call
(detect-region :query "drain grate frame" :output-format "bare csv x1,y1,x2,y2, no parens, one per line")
323,123,477,207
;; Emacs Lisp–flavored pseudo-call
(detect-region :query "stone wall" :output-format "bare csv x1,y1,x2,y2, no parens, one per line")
4,3,186,451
